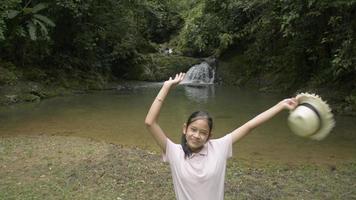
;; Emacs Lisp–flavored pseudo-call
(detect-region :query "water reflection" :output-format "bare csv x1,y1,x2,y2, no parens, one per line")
182,84,215,103
0,83,355,165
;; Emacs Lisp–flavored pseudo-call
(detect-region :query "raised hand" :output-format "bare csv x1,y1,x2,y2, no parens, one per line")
279,98,298,111
164,72,185,87
145,72,186,152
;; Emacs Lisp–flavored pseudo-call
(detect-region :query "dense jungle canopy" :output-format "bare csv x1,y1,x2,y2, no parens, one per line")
0,0,355,109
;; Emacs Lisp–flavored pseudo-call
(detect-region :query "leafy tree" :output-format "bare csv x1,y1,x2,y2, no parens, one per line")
0,1,55,67
0,0,22,40
143,0,183,43
0,0,354,103
6,2,55,40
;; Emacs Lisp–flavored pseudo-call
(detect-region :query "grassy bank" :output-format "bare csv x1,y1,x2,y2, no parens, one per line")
0,135,355,200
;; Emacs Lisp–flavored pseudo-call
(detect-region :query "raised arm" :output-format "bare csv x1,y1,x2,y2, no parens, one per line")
231,98,298,144
144,73,185,152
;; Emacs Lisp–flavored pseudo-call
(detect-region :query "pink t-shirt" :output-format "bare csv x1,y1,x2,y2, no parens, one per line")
163,134,233,200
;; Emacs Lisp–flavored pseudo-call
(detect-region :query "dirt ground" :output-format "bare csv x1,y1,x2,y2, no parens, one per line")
0,135,355,200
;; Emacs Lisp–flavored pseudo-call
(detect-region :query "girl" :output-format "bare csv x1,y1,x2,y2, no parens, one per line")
145,73,298,200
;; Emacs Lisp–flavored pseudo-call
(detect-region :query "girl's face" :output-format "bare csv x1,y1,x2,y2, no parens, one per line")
183,119,211,152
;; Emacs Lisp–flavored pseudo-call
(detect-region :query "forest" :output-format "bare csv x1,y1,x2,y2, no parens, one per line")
0,0,355,113
1,1,356,199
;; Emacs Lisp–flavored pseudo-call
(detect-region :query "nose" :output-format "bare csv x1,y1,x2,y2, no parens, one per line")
192,131,200,138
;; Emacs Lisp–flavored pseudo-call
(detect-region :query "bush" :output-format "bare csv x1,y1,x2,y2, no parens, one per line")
0,61,19,85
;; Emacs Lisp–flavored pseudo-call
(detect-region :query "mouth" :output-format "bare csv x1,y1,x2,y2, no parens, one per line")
189,139,201,145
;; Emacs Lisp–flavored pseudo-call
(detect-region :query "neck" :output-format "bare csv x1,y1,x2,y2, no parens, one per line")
190,145,204,153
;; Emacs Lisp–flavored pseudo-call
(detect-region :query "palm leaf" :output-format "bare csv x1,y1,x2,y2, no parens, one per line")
32,3,48,13
34,14,55,27
33,19,48,36
27,21,37,40
7,10,21,19
16,27,26,37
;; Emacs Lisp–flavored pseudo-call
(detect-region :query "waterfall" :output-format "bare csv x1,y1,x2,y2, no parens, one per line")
181,62,215,85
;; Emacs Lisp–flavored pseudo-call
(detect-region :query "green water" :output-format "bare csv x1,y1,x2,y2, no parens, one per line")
0,82,355,165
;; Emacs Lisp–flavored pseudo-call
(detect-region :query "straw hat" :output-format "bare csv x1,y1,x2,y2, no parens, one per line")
288,93,335,140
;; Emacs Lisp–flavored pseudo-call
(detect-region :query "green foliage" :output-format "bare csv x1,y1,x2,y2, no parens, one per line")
170,0,355,104
49,0,182,78
1,0,185,79
0,0,21,40
331,34,355,83
0,0,355,105
5,2,55,40
217,0,355,91
0,60,19,85
140,54,200,81
23,67,47,82
177,2,227,56
144,0,183,43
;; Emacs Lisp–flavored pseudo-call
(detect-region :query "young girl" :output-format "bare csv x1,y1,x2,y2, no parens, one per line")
145,73,298,200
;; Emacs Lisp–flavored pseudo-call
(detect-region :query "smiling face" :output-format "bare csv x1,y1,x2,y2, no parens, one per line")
183,119,211,152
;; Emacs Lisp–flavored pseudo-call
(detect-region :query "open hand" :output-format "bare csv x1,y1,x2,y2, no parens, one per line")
164,72,185,87
279,98,298,111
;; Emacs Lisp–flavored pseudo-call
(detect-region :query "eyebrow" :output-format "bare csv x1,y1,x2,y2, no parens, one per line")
190,126,208,133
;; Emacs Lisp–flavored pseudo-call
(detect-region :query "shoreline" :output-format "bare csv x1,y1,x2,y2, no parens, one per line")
1,80,355,117
1,134,355,199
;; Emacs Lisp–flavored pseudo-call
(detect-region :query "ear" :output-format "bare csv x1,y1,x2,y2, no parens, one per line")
182,123,187,135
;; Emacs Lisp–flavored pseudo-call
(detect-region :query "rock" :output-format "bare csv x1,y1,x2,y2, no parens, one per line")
21,94,41,102
5,95,19,104
344,105,353,113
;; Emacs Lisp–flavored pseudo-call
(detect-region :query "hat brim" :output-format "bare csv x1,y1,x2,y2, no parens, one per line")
294,93,335,140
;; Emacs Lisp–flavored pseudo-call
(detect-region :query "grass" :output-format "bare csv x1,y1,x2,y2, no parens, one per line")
0,135,355,200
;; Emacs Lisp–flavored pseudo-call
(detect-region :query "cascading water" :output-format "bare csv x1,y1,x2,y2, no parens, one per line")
180,61,215,102
181,62,215,85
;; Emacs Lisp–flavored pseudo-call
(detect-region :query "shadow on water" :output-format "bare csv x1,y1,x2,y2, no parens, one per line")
0,82,355,165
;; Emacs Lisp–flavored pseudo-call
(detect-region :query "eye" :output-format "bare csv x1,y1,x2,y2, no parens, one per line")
200,131,208,136
191,127,198,132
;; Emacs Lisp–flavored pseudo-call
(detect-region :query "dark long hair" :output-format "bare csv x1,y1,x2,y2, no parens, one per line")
181,111,213,158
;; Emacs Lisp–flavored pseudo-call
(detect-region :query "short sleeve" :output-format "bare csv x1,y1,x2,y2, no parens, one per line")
226,133,233,158
162,138,178,163
211,133,233,159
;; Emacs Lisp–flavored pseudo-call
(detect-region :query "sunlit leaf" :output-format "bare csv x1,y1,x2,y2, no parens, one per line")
34,14,55,27
32,3,48,13
34,19,49,36
7,10,20,19
27,21,37,40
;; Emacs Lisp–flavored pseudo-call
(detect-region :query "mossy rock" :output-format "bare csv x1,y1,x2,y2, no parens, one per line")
0,66,19,85
43,86,71,97
20,93,41,102
23,68,48,82
1,95,19,105
51,68,109,90
139,54,201,81
83,72,107,90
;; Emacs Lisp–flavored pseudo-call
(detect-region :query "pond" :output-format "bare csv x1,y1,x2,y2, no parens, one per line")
0,82,355,165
